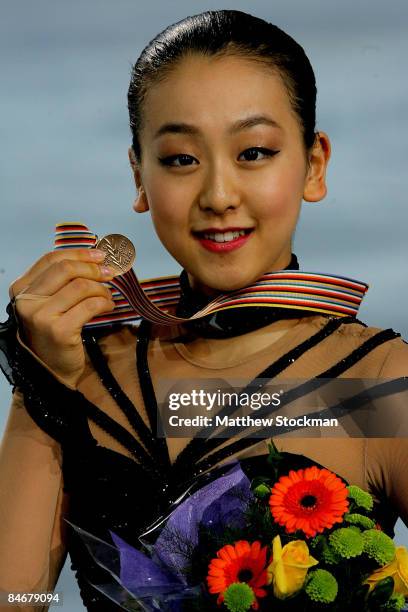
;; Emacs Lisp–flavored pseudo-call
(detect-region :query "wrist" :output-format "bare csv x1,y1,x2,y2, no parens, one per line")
16,331,79,390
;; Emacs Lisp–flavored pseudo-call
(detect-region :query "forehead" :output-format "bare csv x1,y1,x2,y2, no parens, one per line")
141,53,297,135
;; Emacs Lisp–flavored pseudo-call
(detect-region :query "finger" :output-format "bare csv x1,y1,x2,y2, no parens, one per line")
22,259,114,298
9,248,107,299
36,278,114,316
49,296,116,341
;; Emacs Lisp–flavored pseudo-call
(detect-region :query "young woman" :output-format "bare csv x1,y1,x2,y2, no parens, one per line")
0,9,407,611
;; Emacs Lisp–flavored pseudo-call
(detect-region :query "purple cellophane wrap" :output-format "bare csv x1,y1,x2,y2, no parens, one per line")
151,463,251,582
110,462,252,595
110,531,183,595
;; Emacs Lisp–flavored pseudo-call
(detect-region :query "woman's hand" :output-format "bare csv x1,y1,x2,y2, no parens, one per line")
9,248,115,388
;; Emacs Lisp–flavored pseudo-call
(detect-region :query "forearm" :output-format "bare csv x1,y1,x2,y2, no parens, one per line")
0,391,68,606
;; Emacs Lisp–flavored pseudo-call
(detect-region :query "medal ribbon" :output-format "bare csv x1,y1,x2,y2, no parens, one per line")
54,223,369,329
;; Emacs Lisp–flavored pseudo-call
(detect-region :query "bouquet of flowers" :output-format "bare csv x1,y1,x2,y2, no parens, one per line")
71,444,408,611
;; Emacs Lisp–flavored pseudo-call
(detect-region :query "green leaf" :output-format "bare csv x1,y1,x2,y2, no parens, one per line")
367,576,394,606
267,443,283,466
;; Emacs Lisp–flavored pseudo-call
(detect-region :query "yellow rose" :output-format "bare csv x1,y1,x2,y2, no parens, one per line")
267,535,319,599
366,546,408,596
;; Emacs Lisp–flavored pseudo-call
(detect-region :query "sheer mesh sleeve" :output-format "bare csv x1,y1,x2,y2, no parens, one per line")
0,300,77,391
367,337,408,528
0,302,94,449
0,390,69,611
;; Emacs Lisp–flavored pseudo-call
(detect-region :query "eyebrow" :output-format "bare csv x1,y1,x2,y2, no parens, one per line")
153,114,282,140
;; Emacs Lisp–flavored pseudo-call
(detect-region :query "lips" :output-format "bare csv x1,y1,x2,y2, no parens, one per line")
192,227,254,253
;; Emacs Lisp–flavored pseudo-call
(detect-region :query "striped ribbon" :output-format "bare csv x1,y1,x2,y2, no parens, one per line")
54,223,369,329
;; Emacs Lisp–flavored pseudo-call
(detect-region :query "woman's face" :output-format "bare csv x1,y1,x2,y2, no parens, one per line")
131,54,330,295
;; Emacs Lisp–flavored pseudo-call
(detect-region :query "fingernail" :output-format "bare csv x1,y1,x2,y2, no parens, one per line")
90,249,106,261
100,265,114,277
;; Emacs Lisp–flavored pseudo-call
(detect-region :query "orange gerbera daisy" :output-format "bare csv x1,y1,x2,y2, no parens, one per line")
207,540,268,609
269,466,349,538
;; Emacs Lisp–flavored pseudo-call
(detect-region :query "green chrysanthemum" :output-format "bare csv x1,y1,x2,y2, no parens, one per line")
344,512,375,530
362,529,396,565
223,583,255,612
309,534,341,564
347,485,373,512
382,593,407,611
305,569,338,603
329,527,364,559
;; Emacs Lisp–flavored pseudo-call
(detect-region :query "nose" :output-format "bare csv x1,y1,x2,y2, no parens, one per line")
198,162,241,214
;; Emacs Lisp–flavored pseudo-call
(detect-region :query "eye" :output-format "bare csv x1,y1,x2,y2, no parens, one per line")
158,154,198,167
238,147,280,162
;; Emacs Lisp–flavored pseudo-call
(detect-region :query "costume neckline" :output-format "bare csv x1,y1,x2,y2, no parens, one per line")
170,315,309,369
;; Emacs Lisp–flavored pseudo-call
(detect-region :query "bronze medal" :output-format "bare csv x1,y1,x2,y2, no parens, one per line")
95,234,136,276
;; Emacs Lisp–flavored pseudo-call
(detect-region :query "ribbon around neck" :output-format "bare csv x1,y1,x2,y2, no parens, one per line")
54,223,369,329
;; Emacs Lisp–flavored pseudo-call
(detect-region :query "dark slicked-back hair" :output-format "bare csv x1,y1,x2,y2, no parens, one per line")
128,10,317,161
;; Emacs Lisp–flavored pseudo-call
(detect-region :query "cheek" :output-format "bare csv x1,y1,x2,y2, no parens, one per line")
148,193,191,253
255,159,306,221
148,190,183,228
147,177,193,226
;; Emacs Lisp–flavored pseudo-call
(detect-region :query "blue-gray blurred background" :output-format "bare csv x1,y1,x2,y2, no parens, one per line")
1,1,407,608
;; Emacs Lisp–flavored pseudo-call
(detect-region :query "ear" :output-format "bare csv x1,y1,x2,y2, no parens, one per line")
128,147,149,213
303,132,331,202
